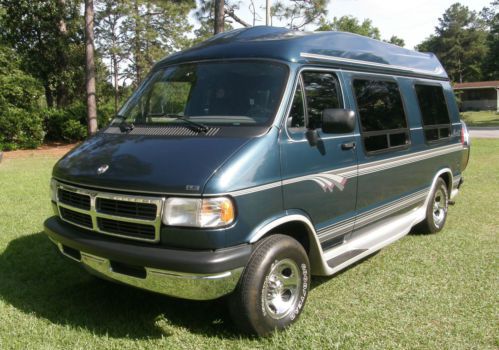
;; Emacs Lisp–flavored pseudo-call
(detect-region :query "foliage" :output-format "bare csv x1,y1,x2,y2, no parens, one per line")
316,16,381,40
416,3,490,82
385,35,405,47
42,100,117,143
0,0,86,108
42,106,85,142
0,46,44,111
95,0,128,112
0,108,45,150
482,1,499,79
193,0,234,44
0,45,45,150
272,0,328,29
120,0,195,84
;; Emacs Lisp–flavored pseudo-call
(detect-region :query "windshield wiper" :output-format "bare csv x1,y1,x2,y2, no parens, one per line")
118,120,134,133
161,114,209,133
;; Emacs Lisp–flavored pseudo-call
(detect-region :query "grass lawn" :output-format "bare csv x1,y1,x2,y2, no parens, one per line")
460,110,499,127
0,140,498,349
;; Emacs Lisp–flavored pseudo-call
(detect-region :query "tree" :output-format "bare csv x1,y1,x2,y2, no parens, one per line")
316,15,381,40
214,0,224,34
0,0,85,108
482,1,499,79
121,0,194,85
194,0,329,40
85,0,98,135
416,3,489,83
0,45,45,150
96,0,128,113
272,0,328,29
385,35,405,47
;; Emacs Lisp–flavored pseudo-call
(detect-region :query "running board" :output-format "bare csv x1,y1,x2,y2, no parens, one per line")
316,205,426,276
327,249,367,268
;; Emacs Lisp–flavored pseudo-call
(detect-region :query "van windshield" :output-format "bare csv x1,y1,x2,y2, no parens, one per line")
113,61,289,127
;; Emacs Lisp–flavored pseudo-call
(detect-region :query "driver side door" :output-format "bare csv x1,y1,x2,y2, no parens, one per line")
280,69,358,251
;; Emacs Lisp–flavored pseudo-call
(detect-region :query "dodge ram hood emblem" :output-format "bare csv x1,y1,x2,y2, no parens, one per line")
97,164,109,175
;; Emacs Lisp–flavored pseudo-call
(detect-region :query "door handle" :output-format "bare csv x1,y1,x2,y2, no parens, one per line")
341,141,356,150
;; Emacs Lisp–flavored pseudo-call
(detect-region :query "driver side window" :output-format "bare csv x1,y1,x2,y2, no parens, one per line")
287,71,343,135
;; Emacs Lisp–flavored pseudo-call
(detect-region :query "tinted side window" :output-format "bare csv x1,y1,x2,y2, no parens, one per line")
415,84,451,141
302,72,343,129
353,79,409,153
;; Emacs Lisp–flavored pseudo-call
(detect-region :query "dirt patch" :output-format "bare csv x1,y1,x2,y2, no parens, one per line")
2,142,79,159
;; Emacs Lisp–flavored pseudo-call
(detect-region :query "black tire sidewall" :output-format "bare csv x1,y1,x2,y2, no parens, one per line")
233,235,310,336
426,178,449,233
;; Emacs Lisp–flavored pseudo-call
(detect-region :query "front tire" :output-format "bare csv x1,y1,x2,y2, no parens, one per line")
228,234,310,336
417,178,449,233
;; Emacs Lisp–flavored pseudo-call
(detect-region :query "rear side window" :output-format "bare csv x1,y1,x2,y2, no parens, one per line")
353,79,409,153
414,84,451,141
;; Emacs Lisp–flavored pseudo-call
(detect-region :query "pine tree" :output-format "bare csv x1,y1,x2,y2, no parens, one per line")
95,0,128,113
85,0,98,135
416,3,489,82
121,0,194,85
316,16,381,40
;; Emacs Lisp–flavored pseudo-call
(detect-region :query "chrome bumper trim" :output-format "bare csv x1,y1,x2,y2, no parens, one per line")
50,239,243,300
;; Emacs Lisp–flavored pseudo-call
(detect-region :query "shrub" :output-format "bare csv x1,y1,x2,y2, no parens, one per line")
97,101,116,128
61,119,87,142
42,104,88,142
0,107,45,150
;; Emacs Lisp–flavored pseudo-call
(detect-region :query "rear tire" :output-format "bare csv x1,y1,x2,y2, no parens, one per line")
417,178,449,233
228,234,310,336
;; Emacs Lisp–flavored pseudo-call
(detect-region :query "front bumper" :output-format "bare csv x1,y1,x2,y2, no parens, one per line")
44,216,250,300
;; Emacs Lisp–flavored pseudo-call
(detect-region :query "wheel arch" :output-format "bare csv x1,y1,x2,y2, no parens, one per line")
248,213,329,275
424,167,453,208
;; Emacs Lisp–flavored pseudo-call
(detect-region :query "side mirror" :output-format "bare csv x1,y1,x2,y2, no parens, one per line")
321,109,356,134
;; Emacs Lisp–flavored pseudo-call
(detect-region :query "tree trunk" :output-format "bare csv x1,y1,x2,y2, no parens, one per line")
85,0,98,135
56,0,69,108
44,85,54,108
113,53,119,114
133,0,142,83
214,0,224,34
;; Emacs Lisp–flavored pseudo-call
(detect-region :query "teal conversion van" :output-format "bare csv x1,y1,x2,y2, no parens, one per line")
44,27,470,336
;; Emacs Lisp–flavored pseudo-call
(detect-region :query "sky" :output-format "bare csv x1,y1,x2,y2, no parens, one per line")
207,0,494,49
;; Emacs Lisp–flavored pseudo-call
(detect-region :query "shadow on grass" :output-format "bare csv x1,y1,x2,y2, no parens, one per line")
0,232,242,340
0,232,381,339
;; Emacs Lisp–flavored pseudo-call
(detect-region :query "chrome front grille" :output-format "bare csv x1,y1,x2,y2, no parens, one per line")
54,181,164,243
96,197,157,220
58,188,91,210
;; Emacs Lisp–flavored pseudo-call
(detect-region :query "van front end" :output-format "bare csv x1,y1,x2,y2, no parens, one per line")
44,126,283,301
44,209,250,301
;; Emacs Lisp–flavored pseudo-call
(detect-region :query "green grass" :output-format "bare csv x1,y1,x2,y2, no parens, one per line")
0,141,498,349
460,110,499,127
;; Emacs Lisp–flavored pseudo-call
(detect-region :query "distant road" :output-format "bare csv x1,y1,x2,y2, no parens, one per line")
468,127,499,139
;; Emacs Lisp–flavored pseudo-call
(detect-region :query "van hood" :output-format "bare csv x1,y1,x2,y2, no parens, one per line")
53,131,256,195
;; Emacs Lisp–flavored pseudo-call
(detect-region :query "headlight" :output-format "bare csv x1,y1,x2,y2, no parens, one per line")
50,178,58,202
162,197,235,228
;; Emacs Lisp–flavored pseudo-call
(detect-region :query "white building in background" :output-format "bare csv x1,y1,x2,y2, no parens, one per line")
453,81,499,112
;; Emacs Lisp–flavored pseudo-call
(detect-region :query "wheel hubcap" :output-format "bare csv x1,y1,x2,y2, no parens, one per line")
263,258,301,320
432,188,447,227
